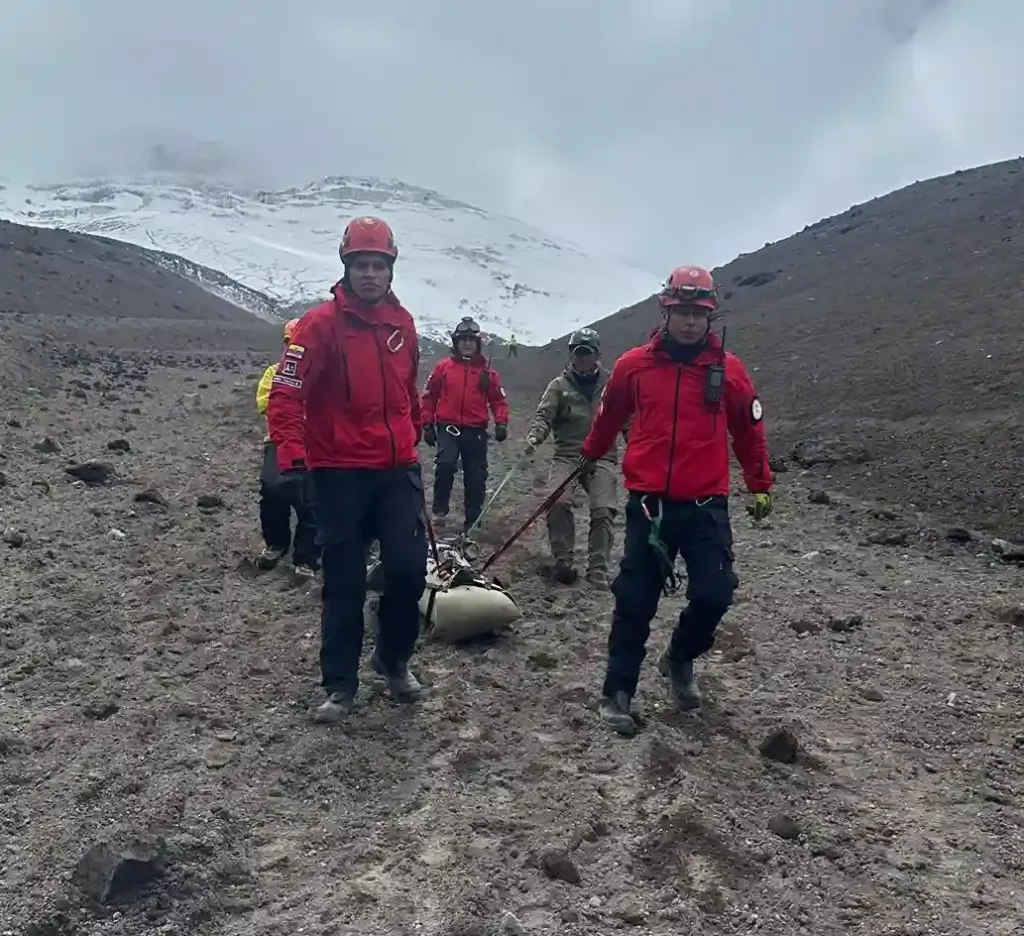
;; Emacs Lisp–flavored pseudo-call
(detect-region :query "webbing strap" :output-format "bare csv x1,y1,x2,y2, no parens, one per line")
639,497,680,596
646,515,680,596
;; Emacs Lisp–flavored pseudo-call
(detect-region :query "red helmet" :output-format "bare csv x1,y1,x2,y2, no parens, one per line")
339,216,398,261
659,265,718,311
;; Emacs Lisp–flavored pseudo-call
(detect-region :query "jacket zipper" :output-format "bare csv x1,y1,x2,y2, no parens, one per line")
458,360,468,424
375,331,397,466
664,366,682,497
339,346,352,402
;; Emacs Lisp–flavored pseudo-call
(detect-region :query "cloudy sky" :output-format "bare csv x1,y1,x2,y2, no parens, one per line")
1,0,1021,273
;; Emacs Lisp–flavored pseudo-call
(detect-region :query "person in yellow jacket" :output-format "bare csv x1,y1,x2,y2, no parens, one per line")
255,318,319,581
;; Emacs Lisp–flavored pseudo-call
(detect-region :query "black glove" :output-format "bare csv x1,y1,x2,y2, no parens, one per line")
578,457,597,484
493,423,507,443
279,461,306,503
423,423,437,447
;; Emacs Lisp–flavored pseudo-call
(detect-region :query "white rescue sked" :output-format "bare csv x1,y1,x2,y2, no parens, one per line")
363,539,521,643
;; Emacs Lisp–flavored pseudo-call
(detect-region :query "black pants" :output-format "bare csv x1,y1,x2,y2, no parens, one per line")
432,424,489,530
312,464,428,694
259,443,319,567
604,493,739,698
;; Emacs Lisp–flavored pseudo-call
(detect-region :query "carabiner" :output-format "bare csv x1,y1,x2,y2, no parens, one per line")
639,494,659,523
444,424,461,437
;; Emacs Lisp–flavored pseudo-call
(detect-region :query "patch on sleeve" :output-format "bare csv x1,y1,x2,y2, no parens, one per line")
284,344,305,359
272,374,303,390
750,397,764,424
281,359,298,376
499,386,506,398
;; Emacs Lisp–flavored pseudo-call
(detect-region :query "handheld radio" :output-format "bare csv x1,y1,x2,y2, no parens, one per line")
703,325,727,406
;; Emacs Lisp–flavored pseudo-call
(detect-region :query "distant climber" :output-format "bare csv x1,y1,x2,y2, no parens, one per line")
421,316,509,533
525,327,618,588
254,317,319,582
266,216,427,723
580,264,775,736
507,334,518,358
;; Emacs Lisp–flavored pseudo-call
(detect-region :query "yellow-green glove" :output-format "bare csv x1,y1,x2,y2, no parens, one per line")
748,492,773,521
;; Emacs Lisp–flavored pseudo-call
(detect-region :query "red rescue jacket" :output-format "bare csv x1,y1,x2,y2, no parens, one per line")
267,283,422,472
421,354,510,428
581,331,773,500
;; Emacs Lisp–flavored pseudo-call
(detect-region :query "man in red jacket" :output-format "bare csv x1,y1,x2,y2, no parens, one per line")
580,264,774,736
267,216,427,723
421,316,510,532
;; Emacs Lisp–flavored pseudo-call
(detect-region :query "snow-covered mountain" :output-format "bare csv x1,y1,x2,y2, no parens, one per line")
0,172,658,343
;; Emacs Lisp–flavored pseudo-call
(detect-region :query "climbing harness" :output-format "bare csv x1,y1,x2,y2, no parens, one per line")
639,495,680,595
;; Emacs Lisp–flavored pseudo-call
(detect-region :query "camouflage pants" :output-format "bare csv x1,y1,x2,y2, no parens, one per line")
546,458,618,574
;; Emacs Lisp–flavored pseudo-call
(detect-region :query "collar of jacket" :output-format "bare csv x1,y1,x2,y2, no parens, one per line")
565,362,604,384
330,281,407,328
450,351,487,366
647,327,723,365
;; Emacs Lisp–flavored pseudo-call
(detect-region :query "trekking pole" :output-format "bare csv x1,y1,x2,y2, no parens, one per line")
421,499,440,565
463,451,530,542
480,461,584,573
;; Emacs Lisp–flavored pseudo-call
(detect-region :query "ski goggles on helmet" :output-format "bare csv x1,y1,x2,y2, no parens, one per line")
453,316,481,337
660,284,717,303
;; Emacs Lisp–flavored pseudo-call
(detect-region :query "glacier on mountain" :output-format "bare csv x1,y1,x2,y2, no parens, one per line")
0,173,659,343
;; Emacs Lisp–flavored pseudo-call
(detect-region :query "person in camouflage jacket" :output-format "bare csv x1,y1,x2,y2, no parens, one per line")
525,328,619,587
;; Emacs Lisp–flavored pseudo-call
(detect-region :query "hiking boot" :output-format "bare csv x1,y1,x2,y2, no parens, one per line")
586,568,610,589
553,558,578,585
599,691,636,737
313,690,355,723
386,665,422,703
292,563,316,584
257,545,286,570
370,651,422,702
668,659,701,711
